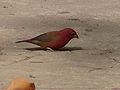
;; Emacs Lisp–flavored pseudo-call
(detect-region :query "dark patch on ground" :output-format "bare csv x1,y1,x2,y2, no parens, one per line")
24,47,84,51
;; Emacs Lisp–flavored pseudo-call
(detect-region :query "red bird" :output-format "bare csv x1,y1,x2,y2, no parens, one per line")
16,28,79,50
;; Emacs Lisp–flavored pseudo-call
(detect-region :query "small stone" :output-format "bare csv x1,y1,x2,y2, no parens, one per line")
29,75,36,78
3,6,8,8
85,29,93,32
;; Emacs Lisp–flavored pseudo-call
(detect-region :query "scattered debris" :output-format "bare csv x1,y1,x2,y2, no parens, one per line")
30,61,43,63
67,18,80,21
58,11,70,14
82,33,88,36
22,27,25,29
88,67,110,73
85,28,93,32
112,58,120,63
96,24,99,27
0,52,6,55
8,14,15,15
29,75,36,78
5,56,34,66
3,6,8,8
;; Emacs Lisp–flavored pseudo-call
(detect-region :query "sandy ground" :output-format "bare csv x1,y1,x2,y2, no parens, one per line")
0,0,120,90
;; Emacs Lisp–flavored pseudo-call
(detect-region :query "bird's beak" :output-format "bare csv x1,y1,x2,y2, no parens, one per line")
74,34,79,39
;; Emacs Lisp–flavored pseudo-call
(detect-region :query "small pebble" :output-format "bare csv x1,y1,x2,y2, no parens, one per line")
29,75,36,78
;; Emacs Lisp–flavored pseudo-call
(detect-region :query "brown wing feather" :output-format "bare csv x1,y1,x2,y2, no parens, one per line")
31,31,59,42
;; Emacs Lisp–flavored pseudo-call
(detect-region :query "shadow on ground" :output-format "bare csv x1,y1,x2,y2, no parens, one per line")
24,47,83,51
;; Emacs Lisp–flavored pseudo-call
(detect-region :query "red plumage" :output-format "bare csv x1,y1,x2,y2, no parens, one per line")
16,28,79,49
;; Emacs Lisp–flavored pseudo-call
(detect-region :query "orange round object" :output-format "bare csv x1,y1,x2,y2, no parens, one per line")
7,78,35,90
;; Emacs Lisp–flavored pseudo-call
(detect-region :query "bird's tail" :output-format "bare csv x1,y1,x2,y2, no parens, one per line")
16,39,32,43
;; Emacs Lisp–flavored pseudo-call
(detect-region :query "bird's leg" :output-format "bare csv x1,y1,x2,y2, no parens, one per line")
47,47,54,52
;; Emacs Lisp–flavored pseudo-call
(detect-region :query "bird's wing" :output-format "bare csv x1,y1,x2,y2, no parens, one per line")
31,31,59,42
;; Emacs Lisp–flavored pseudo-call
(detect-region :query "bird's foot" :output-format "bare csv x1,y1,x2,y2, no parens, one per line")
47,47,54,52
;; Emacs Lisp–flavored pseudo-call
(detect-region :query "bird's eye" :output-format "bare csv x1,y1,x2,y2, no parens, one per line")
70,32,76,36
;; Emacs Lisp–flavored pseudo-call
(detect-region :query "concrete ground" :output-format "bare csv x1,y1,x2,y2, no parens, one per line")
0,0,120,90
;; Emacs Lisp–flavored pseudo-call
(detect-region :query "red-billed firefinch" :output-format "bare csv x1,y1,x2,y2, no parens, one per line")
16,28,79,50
